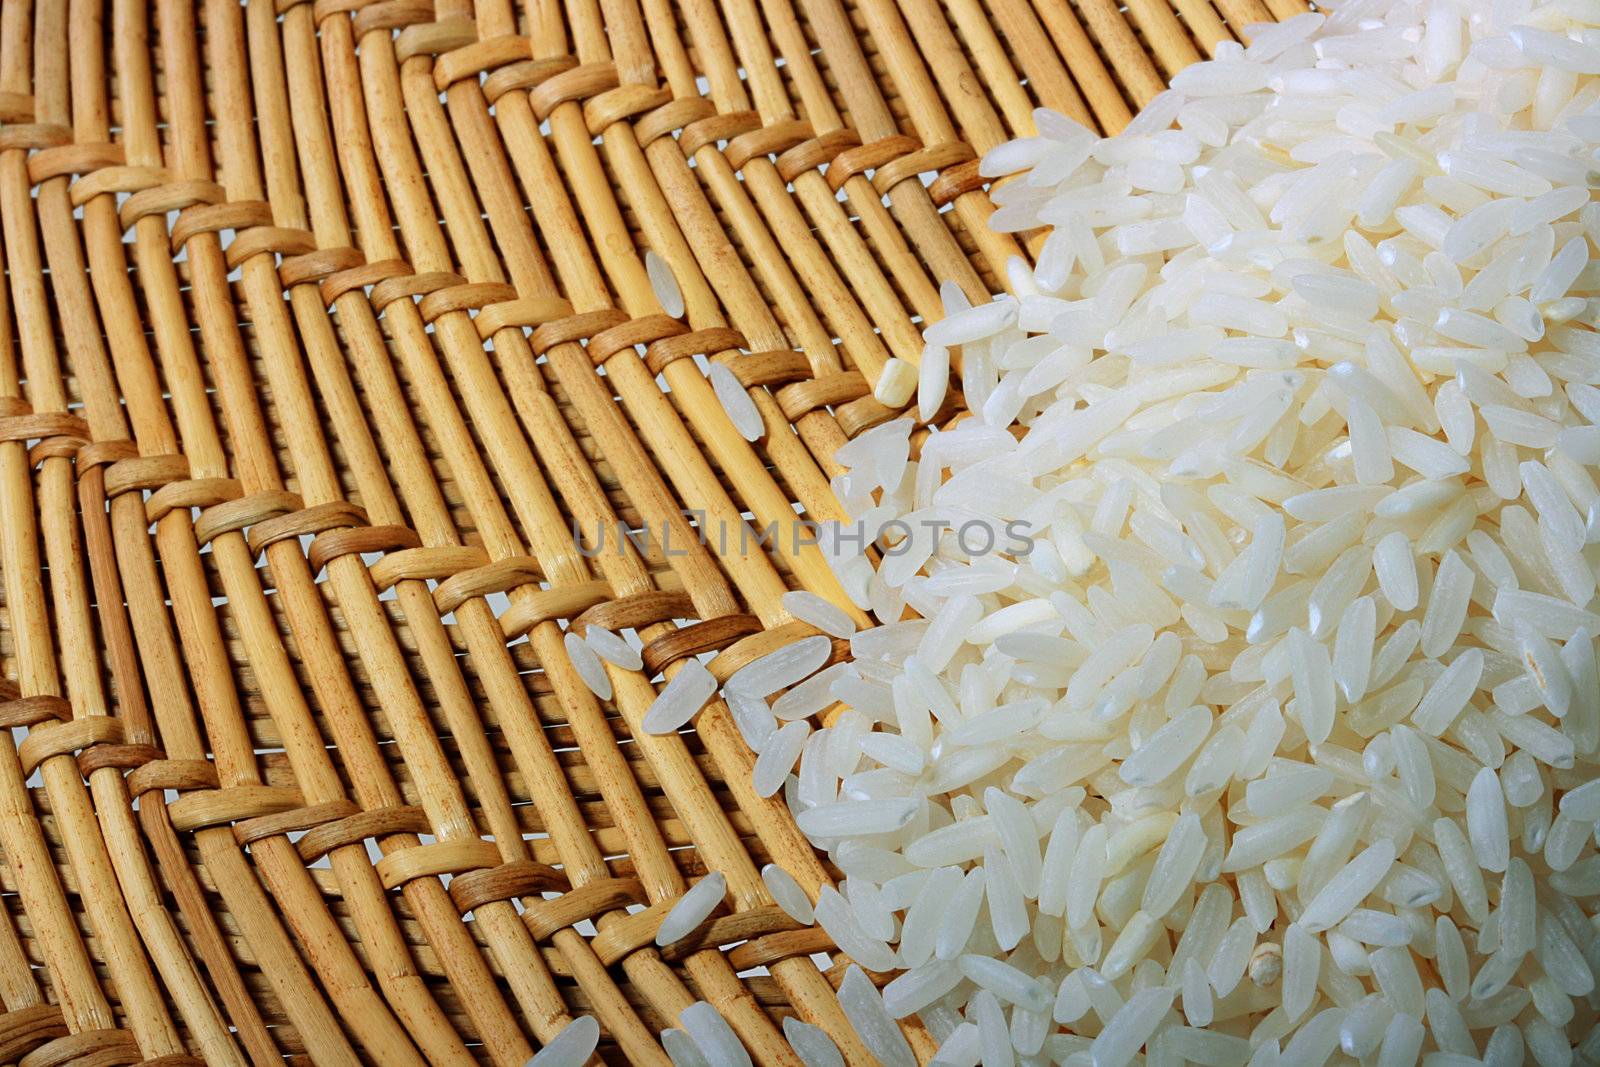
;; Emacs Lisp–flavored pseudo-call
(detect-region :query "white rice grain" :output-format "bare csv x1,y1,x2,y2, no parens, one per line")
753,721,810,797
709,362,763,442
585,625,643,670
679,1002,750,1067
564,631,612,701
646,249,686,317
528,1015,600,1067
643,659,717,734
781,590,858,639
761,864,816,926
1300,841,1398,933
782,1018,844,1067
729,635,834,698
1466,768,1511,873
656,872,726,946
837,966,916,1067
1088,987,1175,1067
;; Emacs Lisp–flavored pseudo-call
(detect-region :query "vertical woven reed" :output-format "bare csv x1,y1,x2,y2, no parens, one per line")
0,0,1299,1062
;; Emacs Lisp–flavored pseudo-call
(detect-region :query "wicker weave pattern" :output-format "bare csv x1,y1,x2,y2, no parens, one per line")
0,0,1298,1062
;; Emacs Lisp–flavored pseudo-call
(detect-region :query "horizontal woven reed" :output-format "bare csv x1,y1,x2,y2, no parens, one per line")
0,0,1301,1062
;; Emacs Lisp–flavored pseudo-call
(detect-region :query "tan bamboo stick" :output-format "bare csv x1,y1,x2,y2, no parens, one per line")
950,0,1084,130
0,333,122,1047
69,17,308,1058
1028,0,1135,133
0,2,182,1053
492,0,933,1055
1209,0,1278,32
15,3,263,1061
282,10,686,1062
166,0,586,1060
336,0,892,1058
1126,0,1207,76
0,882,42,1012
1062,0,1170,108
763,0,962,320
1172,0,1238,55
357,31,816,1067
1263,0,1312,20
316,10,709,1063
92,0,484,1061
856,0,1025,283
705,0,929,370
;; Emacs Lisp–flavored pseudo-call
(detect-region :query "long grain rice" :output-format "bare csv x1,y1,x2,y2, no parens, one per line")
642,659,717,735
528,1015,600,1067
656,872,726,947
758,6,1600,1063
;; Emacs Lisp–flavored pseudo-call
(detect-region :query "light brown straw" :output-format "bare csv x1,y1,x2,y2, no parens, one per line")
0,0,1299,1061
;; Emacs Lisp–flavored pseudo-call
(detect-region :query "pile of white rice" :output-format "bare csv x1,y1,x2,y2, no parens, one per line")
717,1,1600,1064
